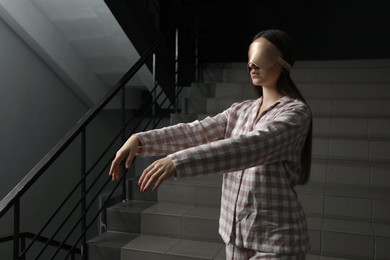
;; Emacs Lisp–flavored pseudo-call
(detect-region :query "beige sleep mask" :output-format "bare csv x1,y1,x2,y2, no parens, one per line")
248,41,292,71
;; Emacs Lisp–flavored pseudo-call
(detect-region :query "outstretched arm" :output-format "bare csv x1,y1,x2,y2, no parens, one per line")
109,104,233,187
168,101,311,178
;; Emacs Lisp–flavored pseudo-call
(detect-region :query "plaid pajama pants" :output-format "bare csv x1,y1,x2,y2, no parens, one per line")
225,244,306,260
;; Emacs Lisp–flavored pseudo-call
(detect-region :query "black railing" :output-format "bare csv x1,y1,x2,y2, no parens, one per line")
0,1,213,259
0,232,81,260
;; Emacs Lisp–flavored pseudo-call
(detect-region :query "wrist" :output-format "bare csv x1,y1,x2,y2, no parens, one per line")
132,134,143,153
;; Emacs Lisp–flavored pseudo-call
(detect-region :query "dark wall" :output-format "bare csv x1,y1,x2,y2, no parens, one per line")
162,0,390,62
108,0,390,63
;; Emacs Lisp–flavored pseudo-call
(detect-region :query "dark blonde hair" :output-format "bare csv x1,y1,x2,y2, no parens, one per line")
252,29,312,185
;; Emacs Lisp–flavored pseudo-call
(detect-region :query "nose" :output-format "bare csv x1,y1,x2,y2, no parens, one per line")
248,62,259,71
248,62,259,70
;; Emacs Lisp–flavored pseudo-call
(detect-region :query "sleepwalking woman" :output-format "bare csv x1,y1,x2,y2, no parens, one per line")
109,29,313,259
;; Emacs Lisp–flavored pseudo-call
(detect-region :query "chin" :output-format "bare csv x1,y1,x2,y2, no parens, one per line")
251,79,262,86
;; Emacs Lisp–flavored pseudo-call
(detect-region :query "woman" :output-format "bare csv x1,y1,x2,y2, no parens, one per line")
109,29,312,259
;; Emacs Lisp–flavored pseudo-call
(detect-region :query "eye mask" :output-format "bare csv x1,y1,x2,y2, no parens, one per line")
248,41,292,71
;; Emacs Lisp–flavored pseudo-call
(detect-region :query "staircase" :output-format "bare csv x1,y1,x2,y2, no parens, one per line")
88,60,390,260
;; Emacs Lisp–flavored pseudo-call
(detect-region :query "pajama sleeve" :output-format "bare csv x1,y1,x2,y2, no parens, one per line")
167,100,311,178
137,110,229,156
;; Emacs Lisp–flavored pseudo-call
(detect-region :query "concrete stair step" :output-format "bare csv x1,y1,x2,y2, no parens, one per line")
213,82,390,101
314,116,390,139
205,97,247,114
87,231,138,260
106,200,155,233
308,98,390,117
99,199,390,260
140,202,222,243
119,233,333,260
121,234,225,260
306,217,390,259
312,136,390,162
157,166,390,224
158,174,222,207
206,81,390,101
170,113,198,125
202,62,247,69
298,184,390,223
203,96,390,117
189,82,216,98
91,206,390,260
214,82,254,99
159,172,390,205
174,113,390,139
202,67,251,83
202,61,390,85
302,159,390,194
187,81,390,102
299,82,390,100
183,96,208,114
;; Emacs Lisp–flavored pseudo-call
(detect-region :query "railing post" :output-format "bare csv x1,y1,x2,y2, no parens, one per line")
121,87,127,201
13,199,20,260
195,7,200,83
152,53,157,127
81,130,87,260
20,233,25,260
175,28,179,113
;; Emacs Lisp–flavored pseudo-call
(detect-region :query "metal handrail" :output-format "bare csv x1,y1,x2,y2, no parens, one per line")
0,1,210,258
0,25,172,219
0,232,81,257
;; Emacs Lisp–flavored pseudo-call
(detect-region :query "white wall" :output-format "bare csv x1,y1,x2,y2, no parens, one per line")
0,0,109,106
0,16,89,258
0,15,89,199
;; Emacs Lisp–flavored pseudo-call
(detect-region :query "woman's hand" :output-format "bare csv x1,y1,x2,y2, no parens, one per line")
138,157,176,192
109,135,141,181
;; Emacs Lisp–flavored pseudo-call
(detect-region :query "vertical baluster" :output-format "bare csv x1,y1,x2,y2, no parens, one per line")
121,87,127,202
152,53,157,127
81,130,87,260
20,233,25,260
195,8,199,83
13,199,20,260
175,28,179,113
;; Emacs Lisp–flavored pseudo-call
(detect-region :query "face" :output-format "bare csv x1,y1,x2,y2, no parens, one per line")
248,37,283,87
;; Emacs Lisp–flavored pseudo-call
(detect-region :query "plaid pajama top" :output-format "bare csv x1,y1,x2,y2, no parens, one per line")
137,95,311,254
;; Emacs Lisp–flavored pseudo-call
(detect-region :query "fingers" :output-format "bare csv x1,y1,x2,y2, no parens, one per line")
125,152,135,169
138,163,158,191
109,149,131,181
142,166,161,192
109,156,121,181
138,158,176,192
109,135,141,181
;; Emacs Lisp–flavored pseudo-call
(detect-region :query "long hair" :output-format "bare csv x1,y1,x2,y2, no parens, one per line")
252,29,312,185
